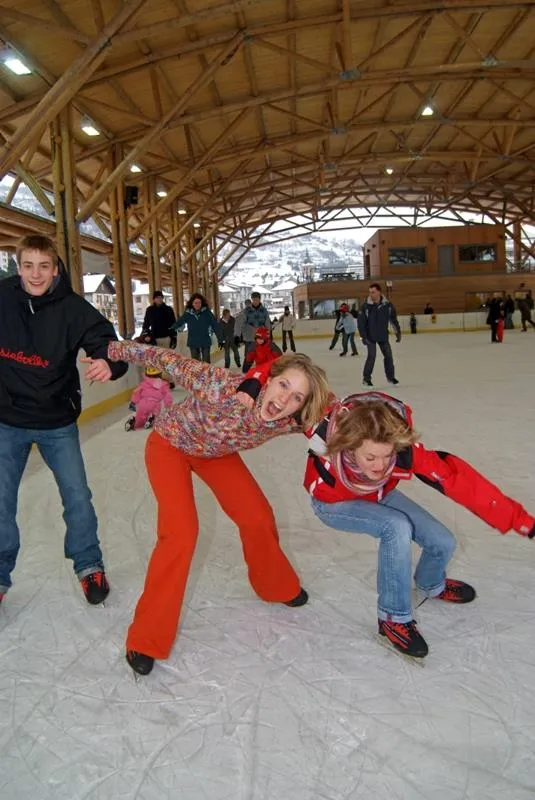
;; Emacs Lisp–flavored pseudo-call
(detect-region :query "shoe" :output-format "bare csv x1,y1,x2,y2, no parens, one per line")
388,378,399,385
284,588,309,607
363,377,373,386
144,415,154,429
80,571,110,605
379,619,428,658
169,383,176,390
125,416,135,431
126,650,155,676
328,346,334,350
434,578,476,604
339,353,347,357
351,352,359,356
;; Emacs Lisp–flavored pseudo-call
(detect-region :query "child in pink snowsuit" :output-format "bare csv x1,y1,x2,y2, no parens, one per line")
130,368,173,429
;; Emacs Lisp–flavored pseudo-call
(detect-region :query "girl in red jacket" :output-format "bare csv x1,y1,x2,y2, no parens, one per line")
107,341,330,676
245,327,282,368
304,391,535,658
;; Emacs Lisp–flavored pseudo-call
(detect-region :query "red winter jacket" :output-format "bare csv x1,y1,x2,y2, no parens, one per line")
240,365,535,538
245,340,282,367
304,393,534,536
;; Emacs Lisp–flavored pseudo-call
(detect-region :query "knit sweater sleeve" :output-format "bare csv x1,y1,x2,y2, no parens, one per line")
108,340,231,401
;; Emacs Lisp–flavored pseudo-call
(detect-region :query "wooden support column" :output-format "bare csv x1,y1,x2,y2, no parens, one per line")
50,106,82,295
144,179,156,297
513,220,522,267
109,144,135,338
210,237,220,314
170,201,184,315
149,177,162,291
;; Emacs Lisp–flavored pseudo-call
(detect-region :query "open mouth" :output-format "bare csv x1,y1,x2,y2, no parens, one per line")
265,400,283,418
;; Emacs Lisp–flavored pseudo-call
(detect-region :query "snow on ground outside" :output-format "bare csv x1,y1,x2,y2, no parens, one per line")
1,331,535,800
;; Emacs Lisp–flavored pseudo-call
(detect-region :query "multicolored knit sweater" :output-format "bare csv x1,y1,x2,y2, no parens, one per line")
108,340,300,457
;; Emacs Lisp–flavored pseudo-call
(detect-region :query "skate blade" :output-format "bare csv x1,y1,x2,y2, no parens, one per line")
376,634,427,667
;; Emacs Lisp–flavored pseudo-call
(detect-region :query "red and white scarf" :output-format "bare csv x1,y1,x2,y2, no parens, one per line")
326,393,407,495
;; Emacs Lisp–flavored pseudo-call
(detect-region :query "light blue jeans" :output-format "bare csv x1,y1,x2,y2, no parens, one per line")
312,489,456,623
0,422,103,594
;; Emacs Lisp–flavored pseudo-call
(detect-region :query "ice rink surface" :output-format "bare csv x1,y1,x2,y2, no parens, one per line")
1,331,535,800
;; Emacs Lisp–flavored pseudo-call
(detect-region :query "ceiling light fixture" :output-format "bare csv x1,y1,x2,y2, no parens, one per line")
193,222,201,228
420,104,435,117
130,164,142,173
177,207,187,215
385,166,394,175
3,54,31,75
156,184,167,198
81,116,100,136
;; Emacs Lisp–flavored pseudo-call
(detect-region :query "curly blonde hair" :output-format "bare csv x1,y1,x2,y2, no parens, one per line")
269,353,330,429
326,400,419,457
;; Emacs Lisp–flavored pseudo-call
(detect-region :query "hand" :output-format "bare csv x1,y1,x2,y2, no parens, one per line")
169,337,177,350
396,335,402,343
361,339,368,347
235,391,255,410
219,342,225,350
80,357,112,383
234,336,241,347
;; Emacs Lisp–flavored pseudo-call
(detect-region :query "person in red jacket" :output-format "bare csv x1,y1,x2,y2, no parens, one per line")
245,327,282,368
302,391,535,659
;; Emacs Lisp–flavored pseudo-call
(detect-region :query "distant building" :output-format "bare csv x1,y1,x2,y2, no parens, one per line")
83,274,117,323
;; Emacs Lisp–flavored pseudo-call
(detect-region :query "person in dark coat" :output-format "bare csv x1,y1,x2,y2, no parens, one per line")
0,234,128,607
517,291,535,332
219,308,241,368
358,283,401,387
141,290,176,349
171,292,221,363
486,296,504,343
328,308,342,351
424,303,434,315
504,294,515,329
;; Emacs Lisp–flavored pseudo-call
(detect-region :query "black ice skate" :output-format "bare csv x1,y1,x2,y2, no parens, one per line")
378,619,428,659
434,578,476,603
363,377,373,387
144,415,155,429
126,650,155,676
80,571,110,605
388,378,399,385
125,416,135,431
284,588,309,607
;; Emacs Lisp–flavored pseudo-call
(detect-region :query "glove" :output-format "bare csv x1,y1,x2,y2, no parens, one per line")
234,336,241,347
396,335,401,343
128,401,136,412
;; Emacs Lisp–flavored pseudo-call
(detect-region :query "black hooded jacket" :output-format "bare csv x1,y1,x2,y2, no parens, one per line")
0,264,128,429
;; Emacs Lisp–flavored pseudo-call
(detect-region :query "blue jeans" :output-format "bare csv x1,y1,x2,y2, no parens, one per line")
312,489,456,623
0,422,103,593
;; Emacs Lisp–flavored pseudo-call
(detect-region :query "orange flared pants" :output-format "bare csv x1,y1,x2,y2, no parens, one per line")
126,431,301,659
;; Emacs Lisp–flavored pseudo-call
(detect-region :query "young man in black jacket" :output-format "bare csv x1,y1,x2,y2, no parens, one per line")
141,290,176,348
0,235,128,606
358,282,401,387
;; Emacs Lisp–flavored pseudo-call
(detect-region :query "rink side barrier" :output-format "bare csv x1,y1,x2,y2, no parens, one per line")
77,333,223,425
273,311,493,340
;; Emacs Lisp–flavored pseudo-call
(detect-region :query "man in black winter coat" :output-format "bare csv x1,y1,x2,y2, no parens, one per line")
141,290,177,348
358,282,401,387
0,235,128,607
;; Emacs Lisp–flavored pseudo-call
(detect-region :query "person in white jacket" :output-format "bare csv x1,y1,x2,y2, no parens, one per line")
336,303,358,357
279,306,296,352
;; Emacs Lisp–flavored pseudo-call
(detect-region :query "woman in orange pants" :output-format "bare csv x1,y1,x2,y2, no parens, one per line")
108,340,330,675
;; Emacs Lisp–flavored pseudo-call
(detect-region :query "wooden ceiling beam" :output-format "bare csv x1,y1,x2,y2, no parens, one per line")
0,8,90,43
0,0,148,178
77,32,245,222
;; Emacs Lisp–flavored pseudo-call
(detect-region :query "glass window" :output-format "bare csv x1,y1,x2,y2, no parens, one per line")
388,247,427,265
459,244,497,262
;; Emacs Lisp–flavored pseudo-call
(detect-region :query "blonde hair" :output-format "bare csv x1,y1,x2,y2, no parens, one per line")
16,235,58,265
269,353,330,429
326,400,419,457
